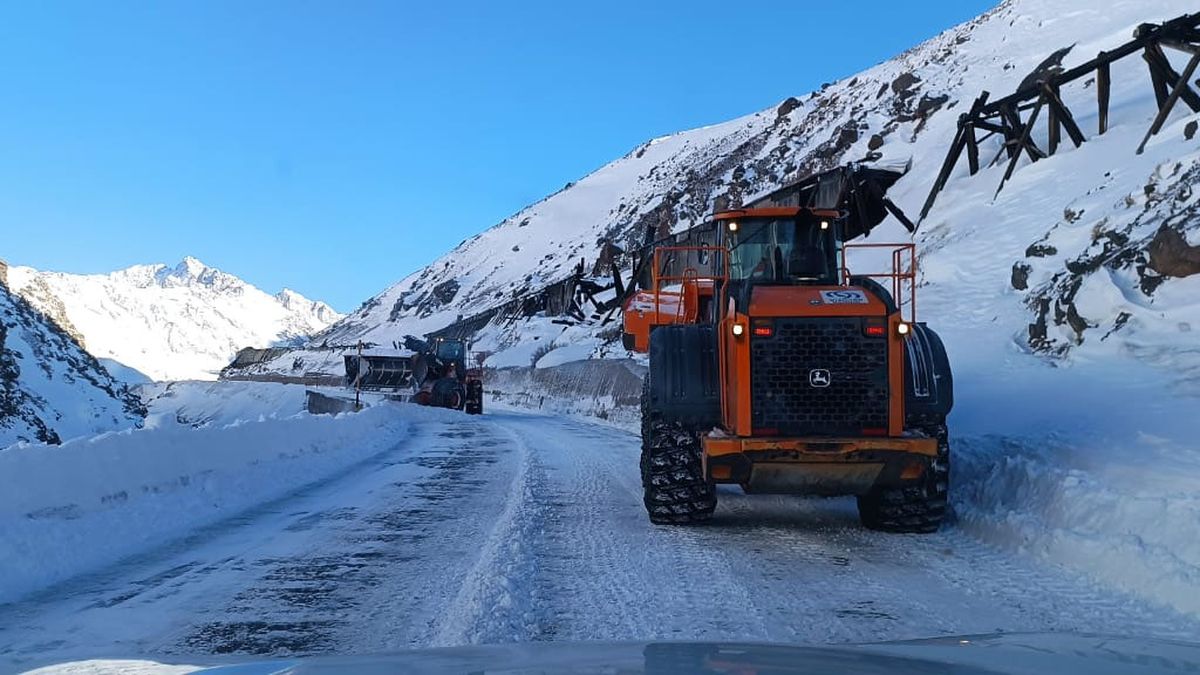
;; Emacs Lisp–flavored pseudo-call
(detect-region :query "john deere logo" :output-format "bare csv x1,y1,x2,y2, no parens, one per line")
809,369,831,388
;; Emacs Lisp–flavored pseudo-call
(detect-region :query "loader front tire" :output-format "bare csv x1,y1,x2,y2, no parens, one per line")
857,424,949,534
640,377,716,525
464,379,484,415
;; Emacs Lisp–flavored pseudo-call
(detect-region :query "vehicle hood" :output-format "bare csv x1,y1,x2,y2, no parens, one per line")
182,633,1200,674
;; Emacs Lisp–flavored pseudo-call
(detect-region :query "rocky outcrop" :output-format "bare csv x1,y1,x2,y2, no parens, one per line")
1023,159,1200,355
1148,225,1200,278
0,274,145,447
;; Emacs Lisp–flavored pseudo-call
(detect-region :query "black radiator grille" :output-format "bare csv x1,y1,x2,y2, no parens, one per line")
750,318,889,436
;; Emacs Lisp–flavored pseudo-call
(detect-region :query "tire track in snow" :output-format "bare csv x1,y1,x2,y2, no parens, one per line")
496,413,773,642
428,423,545,646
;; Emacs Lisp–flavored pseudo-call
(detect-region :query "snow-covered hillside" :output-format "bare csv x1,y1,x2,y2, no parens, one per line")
239,0,1199,391
7,257,342,382
0,260,145,448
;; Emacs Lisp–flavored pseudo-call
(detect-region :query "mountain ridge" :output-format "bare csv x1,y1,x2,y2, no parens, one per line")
7,257,343,382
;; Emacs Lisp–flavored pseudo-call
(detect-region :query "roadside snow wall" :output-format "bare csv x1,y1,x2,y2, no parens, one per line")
483,359,645,429
0,405,409,605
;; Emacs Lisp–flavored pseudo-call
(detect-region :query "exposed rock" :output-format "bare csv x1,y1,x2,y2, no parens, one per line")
867,133,886,151
776,96,802,119
1025,243,1058,257
431,279,461,305
915,93,951,118
1148,225,1200,278
1187,120,1198,141
1011,262,1032,290
891,72,921,98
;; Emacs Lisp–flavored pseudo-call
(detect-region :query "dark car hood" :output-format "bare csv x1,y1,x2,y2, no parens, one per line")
183,633,1200,674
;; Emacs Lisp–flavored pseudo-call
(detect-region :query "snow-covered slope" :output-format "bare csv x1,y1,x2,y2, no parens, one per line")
7,257,342,382
0,260,145,448
246,0,1198,389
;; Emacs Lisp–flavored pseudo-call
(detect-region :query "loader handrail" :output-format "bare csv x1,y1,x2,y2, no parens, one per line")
840,242,918,323
649,245,730,323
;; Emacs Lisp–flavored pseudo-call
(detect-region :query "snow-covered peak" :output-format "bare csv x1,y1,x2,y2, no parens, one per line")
275,288,340,324
6,261,344,382
149,257,243,292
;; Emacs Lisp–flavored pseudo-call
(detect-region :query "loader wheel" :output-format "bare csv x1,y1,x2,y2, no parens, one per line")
640,377,716,525
464,379,484,415
857,425,949,534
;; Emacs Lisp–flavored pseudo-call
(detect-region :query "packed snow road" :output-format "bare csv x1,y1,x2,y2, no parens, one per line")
2,408,1196,671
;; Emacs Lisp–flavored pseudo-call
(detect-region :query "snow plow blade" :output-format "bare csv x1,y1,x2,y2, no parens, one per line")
344,354,413,391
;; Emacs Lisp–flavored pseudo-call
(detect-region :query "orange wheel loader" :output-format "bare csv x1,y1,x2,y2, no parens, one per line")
621,166,953,532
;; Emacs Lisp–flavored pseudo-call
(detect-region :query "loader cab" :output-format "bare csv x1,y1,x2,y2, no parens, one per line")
715,207,845,314
433,338,466,364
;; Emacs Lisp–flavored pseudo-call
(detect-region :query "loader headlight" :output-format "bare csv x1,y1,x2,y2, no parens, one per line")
897,322,911,336
727,221,739,232
732,323,745,336
820,220,830,230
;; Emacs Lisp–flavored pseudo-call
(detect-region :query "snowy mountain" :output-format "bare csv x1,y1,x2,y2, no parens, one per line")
6,257,342,382
233,0,1200,392
0,260,145,448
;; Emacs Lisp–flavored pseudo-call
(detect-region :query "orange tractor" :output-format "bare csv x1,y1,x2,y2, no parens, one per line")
622,166,953,532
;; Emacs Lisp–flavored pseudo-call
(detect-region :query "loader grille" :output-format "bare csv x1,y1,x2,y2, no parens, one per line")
750,318,889,436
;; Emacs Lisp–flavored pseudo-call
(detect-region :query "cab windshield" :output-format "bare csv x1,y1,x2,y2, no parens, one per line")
726,217,838,284
435,340,466,362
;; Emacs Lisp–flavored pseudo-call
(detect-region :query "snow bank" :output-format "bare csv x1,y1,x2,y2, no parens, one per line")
138,380,309,429
0,404,409,605
941,353,1200,618
483,359,644,431
954,430,1200,618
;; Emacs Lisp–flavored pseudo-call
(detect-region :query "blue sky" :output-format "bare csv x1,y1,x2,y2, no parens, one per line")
0,1,995,311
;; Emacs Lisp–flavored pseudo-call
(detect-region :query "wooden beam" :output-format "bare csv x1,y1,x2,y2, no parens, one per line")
999,103,1027,161
919,123,969,221
1138,51,1200,154
964,92,988,176
1046,83,1061,155
1043,83,1086,147
1155,43,1200,111
1096,59,1111,134
996,95,1046,198
966,123,980,175
1145,46,1172,109
1144,43,1200,111
1160,37,1200,56
973,13,1200,118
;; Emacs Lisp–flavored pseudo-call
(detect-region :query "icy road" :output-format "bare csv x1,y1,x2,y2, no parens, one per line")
2,409,1196,671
